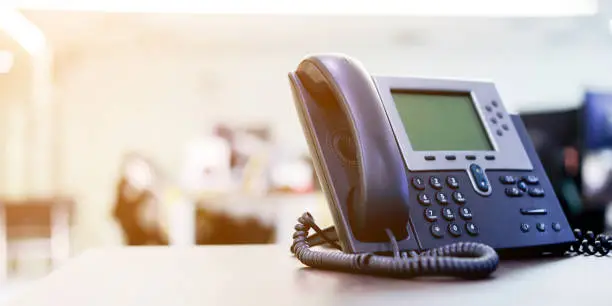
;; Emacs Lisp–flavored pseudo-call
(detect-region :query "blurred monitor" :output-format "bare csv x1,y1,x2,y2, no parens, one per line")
581,90,612,203
520,109,580,204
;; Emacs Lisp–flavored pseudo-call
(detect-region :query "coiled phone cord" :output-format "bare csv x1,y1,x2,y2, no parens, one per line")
290,212,500,279
570,229,612,256
291,213,612,279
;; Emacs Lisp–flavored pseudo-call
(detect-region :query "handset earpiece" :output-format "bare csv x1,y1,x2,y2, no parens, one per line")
295,54,411,242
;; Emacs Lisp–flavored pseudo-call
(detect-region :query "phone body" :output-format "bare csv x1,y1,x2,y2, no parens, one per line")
288,54,575,255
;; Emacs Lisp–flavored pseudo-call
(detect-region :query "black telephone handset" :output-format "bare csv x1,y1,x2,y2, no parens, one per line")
292,55,411,243
289,54,611,279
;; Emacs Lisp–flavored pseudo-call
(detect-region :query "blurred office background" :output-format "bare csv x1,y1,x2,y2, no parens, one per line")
2,0,612,294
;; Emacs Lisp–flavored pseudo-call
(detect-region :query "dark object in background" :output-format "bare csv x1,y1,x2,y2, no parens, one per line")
521,109,606,232
195,207,276,244
112,178,167,245
580,91,612,204
112,153,167,246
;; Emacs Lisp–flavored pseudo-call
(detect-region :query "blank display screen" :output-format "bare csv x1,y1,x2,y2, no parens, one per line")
391,91,493,151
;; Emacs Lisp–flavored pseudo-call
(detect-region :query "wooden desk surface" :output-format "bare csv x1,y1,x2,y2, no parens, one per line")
5,245,611,306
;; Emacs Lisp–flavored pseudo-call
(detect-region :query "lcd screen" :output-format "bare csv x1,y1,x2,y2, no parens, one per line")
391,91,493,151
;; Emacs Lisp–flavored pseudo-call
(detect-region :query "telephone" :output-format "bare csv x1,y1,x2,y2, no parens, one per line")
288,54,611,279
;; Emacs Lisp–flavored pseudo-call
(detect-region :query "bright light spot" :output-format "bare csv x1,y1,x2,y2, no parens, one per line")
0,50,14,73
0,9,47,56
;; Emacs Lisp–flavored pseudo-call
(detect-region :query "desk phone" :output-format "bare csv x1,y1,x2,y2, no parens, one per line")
288,54,611,279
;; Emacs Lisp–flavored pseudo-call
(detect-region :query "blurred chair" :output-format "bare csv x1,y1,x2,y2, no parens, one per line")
0,197,74,283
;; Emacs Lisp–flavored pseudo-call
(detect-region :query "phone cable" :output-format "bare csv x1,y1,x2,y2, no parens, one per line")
291,212,499,279
291,213,611,279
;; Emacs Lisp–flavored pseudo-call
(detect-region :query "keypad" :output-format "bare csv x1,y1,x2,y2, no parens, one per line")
459,207,472,220
418,193,431,206
446,176,459,189
430,224,444,238
436,192,449,205
441,208,455,221
411,177,425,190
465,223,479,236
409,174,478,239
499,174,544,199
424,208,437,222
452,191,466,204
448,223,462,237
430,176,443,189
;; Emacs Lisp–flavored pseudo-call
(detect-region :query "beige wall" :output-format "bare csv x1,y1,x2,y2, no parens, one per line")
8,30,612,253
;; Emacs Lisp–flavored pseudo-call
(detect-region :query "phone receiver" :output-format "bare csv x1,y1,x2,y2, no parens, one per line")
290,54,411,242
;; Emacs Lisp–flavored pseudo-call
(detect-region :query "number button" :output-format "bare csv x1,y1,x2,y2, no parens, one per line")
430,224,444,238
517,181,527,192
430,176,443,189
448,223,462,237
411,177,425,190
459,207,472,220
436,192,449,205
446,176,459,189
465,223,479,236
452,191,466,204
441,208,455,221
418,193,431,206
424,208,437,222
